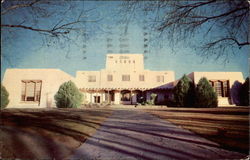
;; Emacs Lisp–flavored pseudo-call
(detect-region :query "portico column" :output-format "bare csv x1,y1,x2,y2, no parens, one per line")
101,91,103,103
130,90,132,105
90,91,92,103
119,90,121,104
108,90,110,104
120,91,122,104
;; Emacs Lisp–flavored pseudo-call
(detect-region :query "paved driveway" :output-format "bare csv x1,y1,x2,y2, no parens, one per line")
68,109,246,160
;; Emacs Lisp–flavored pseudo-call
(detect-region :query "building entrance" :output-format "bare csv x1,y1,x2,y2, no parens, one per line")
94,96,100,103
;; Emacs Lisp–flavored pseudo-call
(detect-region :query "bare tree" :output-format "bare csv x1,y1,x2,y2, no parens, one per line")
120,0,249,60
1,0,103,66
1,0,101,48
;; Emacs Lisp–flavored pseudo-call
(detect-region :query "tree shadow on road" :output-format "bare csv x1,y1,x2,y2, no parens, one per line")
0,108,112,159
70,110,246,160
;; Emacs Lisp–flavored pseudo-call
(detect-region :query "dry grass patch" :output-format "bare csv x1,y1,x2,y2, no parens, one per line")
0,108,113,159
145,107,249,154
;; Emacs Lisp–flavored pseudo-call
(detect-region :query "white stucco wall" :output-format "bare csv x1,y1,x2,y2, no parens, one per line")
2,55,245,108
75,54,175,90
105,54,144,71
76,70,174,89
189,72,244,85
2,69,74,108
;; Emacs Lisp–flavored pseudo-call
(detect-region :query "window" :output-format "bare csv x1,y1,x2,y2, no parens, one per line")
21,80,42,102
223,81,229,97
157,76,164,82
107,74,113,81
88,75,96,82
139,75,145,81
122,75,130,81
214,81,222,96
210,80,229,97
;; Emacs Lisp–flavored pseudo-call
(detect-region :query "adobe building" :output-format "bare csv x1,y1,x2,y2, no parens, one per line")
187,72,245,106
2,69,73,108
1,54,245,108
75,54,175,105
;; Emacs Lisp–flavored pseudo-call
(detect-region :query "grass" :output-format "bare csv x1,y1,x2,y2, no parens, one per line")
0,108,113,159
145,107,249,154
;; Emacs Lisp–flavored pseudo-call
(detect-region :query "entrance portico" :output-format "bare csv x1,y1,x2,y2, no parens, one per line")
76,54,175,105
80,87,171,105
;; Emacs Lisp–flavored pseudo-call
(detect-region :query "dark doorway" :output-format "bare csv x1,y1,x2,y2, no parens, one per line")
94,96,100,103
105,91,115,103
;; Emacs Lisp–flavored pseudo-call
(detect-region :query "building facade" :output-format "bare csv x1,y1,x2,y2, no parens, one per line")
187,72,245,106
75,54,175,105
1,54,245,108
2,69,73,108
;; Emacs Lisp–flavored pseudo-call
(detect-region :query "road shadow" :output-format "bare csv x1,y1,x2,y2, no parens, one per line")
0,108,112,159
70,110,246,160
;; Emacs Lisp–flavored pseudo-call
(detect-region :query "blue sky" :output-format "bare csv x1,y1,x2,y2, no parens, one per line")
1,1,249,80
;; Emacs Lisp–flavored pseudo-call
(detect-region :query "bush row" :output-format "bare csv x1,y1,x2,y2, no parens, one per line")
172,75,218,108
171,75,249,108
1,76,249,108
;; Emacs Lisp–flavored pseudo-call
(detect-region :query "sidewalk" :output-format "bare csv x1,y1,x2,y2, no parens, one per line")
68,109,246,160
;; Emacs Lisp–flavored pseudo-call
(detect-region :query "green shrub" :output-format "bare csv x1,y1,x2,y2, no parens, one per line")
195,77,218,108
231,81,242,106
239,77,249,106
146,100,153,105
54,81,83,108
1,84,9,109
150,93,157,105
173,74,195,107
141,101,146,105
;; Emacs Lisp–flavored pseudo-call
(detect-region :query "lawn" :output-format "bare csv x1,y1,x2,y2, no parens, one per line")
0,108,113,159
145,107,249,154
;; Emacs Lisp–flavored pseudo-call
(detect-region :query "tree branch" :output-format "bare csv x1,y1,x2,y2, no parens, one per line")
190,6,248,21
1,0,41,15
1,24,69,35
159,3,248,31
205,37,250,48
175,0,216,11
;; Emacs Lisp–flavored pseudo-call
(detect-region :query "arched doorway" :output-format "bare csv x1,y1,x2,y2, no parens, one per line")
121,90,132,104
105,90,115,104
134,90,146,104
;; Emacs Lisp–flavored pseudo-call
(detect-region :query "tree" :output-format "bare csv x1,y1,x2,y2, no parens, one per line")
1,1,100,48
231,81,243,106
239,77,249,106
1,84,9,109
120,0,249,60
195,77,218,108
150,93,157,105
54,81,83,108
1,1,103,67
173,74,195,107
